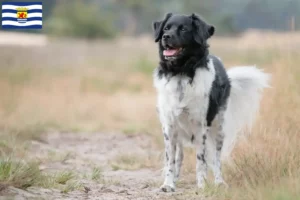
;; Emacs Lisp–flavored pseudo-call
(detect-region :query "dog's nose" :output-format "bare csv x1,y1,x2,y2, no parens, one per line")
163,34,170,40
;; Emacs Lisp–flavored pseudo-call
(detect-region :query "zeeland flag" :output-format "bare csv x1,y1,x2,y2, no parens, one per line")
1,2,42,29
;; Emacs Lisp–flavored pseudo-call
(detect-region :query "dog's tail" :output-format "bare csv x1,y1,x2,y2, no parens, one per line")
221,66,270,159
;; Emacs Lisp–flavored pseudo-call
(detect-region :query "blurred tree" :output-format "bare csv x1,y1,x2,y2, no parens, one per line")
114,0,153,35
45,0,116,39
184,0,237,35
235,0,300,31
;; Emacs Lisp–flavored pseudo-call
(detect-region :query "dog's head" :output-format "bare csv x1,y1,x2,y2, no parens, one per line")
153,13,215,61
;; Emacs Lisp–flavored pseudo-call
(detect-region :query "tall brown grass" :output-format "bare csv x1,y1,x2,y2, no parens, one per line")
0,31,299,199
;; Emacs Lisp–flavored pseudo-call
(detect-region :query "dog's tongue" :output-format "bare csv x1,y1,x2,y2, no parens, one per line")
163,49,178,56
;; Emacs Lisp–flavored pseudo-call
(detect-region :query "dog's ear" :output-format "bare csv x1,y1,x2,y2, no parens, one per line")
190,13,215,45
152,13,173,42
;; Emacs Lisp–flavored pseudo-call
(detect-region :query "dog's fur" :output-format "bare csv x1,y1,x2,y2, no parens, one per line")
152,13,270,192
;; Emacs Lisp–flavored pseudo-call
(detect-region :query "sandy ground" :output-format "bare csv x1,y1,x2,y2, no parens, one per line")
0,132,205,200
0,32,48,46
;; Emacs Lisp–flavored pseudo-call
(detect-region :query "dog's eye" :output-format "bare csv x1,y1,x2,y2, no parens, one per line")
180,27,186,31
164,26,169,31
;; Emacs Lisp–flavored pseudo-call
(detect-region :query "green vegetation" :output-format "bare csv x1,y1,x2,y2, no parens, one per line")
46,1,116,39
0,159,43,189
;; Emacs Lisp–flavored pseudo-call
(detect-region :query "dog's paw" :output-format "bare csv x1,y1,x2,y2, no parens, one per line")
160,184,175,193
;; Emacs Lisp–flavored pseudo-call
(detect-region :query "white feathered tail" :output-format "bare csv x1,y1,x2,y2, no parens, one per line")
221,66,270,159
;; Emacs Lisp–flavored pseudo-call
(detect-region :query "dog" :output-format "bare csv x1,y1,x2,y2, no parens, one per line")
152,13,270,192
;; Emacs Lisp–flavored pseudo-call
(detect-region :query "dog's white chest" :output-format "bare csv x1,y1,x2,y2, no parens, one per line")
154,64,216,136
161,76,194,115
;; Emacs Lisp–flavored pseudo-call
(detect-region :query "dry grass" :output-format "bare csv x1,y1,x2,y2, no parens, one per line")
0,158,81,193
110,153,160,171
0,31,299,199
0,158,43,189
91,167,102,181
55,170,75,185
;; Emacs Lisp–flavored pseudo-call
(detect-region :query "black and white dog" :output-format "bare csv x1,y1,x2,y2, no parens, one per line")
152,13,270,192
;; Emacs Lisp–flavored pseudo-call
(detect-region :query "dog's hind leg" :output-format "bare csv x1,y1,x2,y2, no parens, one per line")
212,110,227,186
195,125,209,189
175,142,184,181
160,125,177,192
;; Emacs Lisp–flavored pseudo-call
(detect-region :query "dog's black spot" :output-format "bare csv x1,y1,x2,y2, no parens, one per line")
191,134,194,143
164,133,169,140
182,107,189,113
202,134,207,145
216,139,223,151
197,154,201,160
201,154,206,163
169,169,173,173
216,129,225,151
217,146,222,151
166,152,169,161
173,159,176,164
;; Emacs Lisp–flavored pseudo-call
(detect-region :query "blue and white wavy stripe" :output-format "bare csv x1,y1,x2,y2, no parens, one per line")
1,2,42,29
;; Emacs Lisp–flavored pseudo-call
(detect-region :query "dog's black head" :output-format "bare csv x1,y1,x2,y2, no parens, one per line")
153,13,214,61
153,13,215,77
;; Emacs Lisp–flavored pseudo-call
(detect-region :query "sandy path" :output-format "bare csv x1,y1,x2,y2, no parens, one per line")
0,132,204,200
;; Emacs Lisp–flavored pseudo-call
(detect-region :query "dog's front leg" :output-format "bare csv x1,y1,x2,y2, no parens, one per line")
160,125,177,192
175,142,184,181
195,125,209,189
212,110,227,186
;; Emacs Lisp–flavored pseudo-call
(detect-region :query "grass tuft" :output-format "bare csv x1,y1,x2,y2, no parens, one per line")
55,170,75,185
91,167,102,181
0,158,43,189
61,180,82,194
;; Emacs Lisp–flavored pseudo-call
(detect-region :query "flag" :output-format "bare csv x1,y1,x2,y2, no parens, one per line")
1,2,42,29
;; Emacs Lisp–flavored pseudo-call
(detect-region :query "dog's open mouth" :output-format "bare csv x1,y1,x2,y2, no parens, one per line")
163,47,183,57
